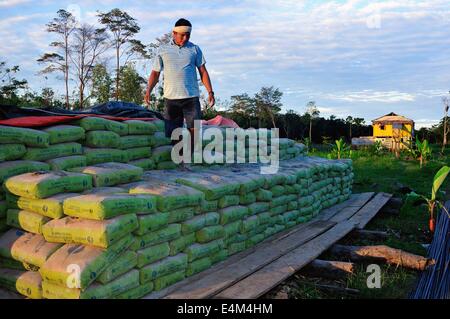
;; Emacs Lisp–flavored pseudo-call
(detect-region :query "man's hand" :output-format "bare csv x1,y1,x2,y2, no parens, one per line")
208,92,215,109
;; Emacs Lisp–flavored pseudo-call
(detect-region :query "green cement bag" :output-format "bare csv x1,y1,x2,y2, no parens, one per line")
218,195,240,208
132,224,181,250
224,220,242,238
210,249,228,264
7,209,51,234
228,241,246,255
124,120,156,135
0,257,26,270
128,158,155,170
77,117,128,136
176,173,240,200
46,155,87,171
83,147,129,165
196,225,224,243
247,202,270,215
0,125,49,147
135,213,169,236
154,270,185,291
152,120,165,132
63,193,157,220
219,206,248,224
118,135,152,149
153,131,171,147
0,161,50,184
185,239,223,262
0,144,26,161
42,125,85,144
169,233,196,256
200,200,218,213
136,242,170,268
5,171,92,199
151,145,172,162
156,161,177,170
256,189,272,202
186,257,211,276
140,254,187,284
97,251,138,284
42,214,138,248
127,147,152,161
181,215,206,235
115,282,154,299
240,216,259,233
23,142,82,161
168,207,196,223
85,131,120,148
39,234,133,290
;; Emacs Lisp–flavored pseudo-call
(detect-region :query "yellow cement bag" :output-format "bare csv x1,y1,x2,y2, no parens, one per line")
11,232,62,268
6,193,78,219
70,162,143,187
42,214,138,248
46,155,87,171
0,160,50,184
0,125,50,147
128,179,204,211
43,269,139,299
6,209,51,235
97,251,137,285
5,171,93,199
0,229,26,259
115,282,154,299
42,125,86,144
0,269,43,299
63,193,157,220
39,234,133,290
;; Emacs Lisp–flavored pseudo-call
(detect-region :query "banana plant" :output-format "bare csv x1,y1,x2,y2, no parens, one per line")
415,137,432,168
332,138,351,159
407,165,450,232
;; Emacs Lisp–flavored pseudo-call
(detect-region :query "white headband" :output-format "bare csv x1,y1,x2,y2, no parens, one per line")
173,26,192,33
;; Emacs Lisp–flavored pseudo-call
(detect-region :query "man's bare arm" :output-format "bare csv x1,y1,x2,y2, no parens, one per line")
198,65,215,108
144,70,161,106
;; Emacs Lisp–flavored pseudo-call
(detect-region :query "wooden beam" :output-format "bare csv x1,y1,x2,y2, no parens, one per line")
214,220,356,299
318,192,374,221
350,229,389,240
329,244,434,271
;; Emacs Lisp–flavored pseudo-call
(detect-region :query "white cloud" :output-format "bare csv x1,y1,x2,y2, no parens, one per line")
324,90,416,103
0,0,30,8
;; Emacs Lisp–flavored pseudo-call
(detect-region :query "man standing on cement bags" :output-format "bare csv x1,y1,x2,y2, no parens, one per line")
144,18,215,156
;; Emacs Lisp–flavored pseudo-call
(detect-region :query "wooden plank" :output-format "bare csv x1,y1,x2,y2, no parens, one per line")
161,220,336,299
350,192,393,229
329,206,362,223
215,220,357,299
347,192,375,207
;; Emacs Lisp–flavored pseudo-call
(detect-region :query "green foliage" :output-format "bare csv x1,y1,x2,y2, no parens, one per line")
118,63,145,105
328,137,351,159
415,137,432,168
0,61,28,105
91,64,113,103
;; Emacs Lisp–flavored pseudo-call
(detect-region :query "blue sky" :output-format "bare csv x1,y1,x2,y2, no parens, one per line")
1,0,449,128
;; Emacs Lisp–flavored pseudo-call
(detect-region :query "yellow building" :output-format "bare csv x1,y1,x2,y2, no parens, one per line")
372,112,414,149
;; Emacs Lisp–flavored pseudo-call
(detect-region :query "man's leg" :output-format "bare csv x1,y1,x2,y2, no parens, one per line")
182,97,202,162
164,98,184,165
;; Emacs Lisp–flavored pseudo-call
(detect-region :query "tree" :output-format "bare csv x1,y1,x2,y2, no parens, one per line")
38,9,76,108
98,8,147,101
0,61,28,105
441,95,449,154
118,63,146,105
69,24,109,109
305,101,320,142
346,115,354,139
254,86,282,128
90,64,113,104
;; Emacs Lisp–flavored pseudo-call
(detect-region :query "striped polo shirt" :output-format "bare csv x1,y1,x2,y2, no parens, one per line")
152,40,206,100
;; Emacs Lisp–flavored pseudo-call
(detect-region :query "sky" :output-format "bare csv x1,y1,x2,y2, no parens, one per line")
1,0,450,128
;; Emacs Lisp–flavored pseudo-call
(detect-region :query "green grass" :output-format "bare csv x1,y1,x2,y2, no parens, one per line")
267,144,450,299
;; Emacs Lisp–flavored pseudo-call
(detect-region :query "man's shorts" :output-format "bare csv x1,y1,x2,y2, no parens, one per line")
164,97,202,138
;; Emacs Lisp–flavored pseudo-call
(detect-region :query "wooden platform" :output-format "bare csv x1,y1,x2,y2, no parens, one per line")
144,192,392,299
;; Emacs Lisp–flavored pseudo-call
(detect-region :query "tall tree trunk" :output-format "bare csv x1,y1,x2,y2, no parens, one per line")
65,34,70,109
309,119,312,142
442,115,447,154
349,124,352,139
116,45,120,101
79,81,84,110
